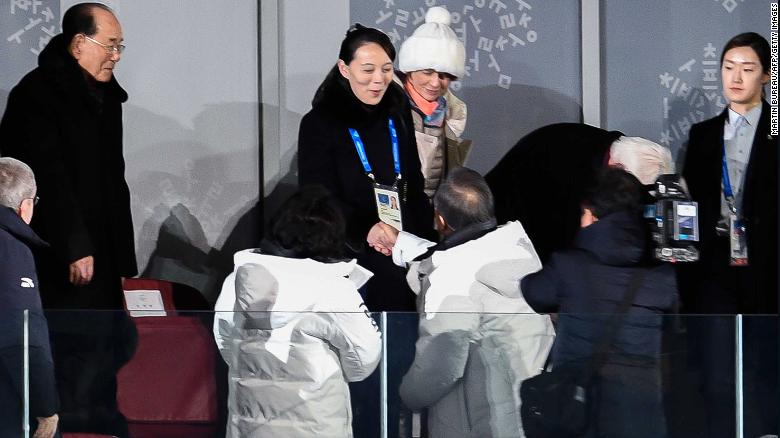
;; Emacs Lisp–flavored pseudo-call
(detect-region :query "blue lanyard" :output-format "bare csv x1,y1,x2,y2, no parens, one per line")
348,118,401,182
721,140,737,212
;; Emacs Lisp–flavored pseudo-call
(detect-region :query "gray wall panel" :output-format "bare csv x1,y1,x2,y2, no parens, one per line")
603,0,772,165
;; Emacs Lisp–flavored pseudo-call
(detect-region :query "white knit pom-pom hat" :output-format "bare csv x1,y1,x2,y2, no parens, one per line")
398,6,466,78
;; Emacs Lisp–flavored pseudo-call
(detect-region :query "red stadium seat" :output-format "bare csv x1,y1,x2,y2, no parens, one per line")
118,279,219,437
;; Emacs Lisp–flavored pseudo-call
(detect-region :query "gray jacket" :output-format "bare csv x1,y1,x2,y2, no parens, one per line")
399,222,555,437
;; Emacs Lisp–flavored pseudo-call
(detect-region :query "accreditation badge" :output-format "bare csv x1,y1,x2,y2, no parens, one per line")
374,184,403,231
729,212,748,266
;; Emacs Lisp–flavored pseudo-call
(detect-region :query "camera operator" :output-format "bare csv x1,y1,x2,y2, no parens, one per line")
521,167,678,438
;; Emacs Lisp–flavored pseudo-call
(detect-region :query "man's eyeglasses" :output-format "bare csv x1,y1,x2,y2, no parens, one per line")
21,196,39,207
83,34,125,54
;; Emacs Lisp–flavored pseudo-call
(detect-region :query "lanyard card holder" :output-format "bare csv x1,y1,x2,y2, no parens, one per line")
722,142,748,266
374,183,403,231
728,212,748,266
349,118,404,231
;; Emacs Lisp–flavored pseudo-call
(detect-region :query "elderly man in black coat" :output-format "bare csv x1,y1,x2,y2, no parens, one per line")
0,158,59,438
485,123,621,264
0,3,136,436
485,123,673,264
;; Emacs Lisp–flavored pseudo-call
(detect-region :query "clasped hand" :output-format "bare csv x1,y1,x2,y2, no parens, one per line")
366,222,399,256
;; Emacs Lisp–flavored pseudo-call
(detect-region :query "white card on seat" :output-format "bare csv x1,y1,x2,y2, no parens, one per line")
124,289,167,317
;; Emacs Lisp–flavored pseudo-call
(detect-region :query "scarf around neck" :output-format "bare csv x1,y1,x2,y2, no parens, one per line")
404,79,448,128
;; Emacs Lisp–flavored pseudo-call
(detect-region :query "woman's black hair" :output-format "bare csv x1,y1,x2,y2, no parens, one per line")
338,23,396,63
721,32,770,74
267,185,346,262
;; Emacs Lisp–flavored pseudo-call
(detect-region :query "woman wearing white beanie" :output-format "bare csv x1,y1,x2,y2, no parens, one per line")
397,6,471,198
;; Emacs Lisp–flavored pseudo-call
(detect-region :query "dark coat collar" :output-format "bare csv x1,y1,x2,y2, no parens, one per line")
0,206,48,249
38,33,128,104
415,218,498,261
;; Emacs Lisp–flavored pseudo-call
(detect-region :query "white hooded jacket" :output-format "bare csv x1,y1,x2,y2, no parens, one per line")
214,249,382,438
397,222,555,438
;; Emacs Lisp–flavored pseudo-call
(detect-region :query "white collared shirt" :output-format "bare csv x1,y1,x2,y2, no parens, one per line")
721,104,761,217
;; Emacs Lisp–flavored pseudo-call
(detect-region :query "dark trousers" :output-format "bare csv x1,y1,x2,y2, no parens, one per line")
0,346,62,438
39,258,138,437
587,363,667,438
47,311,137,438
690,238,778,438
350,250,418,436
690,315,778,438
358,249,417,312
350,313,418,438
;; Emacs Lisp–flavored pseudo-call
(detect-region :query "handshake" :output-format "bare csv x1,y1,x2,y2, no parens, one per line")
367,221,400,256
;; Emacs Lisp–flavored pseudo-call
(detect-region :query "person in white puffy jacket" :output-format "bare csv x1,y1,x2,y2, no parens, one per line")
214,186,382,438
369,167,555,437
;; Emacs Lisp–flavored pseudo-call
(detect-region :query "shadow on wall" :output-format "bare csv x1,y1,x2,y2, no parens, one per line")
667,90,715,171
461,83,581,174
139,199,262,305
126,102,261,304
262,148,299,232
0,89,9,120
258,96,308,231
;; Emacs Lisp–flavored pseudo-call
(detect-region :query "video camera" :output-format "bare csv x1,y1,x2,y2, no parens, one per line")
644,174,699,263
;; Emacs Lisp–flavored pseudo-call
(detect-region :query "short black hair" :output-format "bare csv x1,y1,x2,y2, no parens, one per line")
582,167,643,219
433,167,495,230
268,185,346,262
339,23,396,63
62,2,113,43
721,32,770,75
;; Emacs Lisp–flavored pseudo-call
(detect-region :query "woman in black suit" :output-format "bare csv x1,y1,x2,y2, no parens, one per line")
680,32,776,438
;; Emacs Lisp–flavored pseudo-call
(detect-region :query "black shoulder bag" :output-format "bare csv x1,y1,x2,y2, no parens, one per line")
519,268,647,438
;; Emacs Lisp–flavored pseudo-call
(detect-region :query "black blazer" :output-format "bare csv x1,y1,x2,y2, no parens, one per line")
681,101,777,314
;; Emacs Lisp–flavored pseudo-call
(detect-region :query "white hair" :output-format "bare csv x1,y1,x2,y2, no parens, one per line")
0,157,36,209
609,136,674,185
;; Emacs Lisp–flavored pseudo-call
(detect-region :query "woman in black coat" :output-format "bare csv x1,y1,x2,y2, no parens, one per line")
298,25,432,312
298,24,434,438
